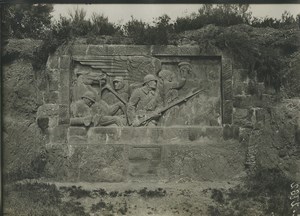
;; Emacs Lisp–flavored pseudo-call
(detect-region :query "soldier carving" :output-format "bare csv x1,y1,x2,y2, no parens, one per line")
127,74,162,127
158,69,186,105
70,91,125,127
178,62,195,79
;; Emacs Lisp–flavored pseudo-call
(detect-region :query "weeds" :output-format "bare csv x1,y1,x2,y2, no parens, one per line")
210,168,294,216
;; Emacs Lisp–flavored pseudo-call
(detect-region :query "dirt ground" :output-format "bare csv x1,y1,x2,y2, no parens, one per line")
4,179,240,216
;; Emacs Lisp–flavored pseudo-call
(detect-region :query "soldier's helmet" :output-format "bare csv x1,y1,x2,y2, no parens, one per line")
81,91,96,103
158,69,173,80
178,62,192,68
143,74,158,85
113,76,124,83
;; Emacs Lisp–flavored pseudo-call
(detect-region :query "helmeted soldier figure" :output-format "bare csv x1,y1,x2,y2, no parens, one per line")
127,74,162,126
102,76,129,105
158,69,186,105
178,62,195,79
70,91,124,127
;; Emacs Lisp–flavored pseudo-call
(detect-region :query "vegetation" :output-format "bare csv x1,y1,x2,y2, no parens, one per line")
208,168,294,216
2,4,299,95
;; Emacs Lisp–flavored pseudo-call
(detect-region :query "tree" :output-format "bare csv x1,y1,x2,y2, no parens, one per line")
4,4,53,39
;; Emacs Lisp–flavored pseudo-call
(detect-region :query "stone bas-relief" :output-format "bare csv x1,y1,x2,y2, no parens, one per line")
70,55,221,128
37,45,229,182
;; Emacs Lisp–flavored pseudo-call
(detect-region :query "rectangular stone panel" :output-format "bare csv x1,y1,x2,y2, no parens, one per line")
129,160,161,177
87,126,223,145
107,45,151,56
70,45,89,56
59,69,70,105
223,79,233,100
128,146,162,177
222,58,233,81
47,55,60,69
68,126,87,137
67,144,128,182
49,124,68,144
58,104,70,125
59,55,72,69
223,100,233,124
129,147,161,161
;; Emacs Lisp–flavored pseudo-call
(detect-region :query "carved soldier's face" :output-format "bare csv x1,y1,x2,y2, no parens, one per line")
147,80,157,90
113,81,123,90
83,98,94,107
179,66,191,78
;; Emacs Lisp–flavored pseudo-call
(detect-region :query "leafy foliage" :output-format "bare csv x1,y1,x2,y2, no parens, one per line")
124,15,173,45
3,4,53,39
174,4,251,32
3,4,300,95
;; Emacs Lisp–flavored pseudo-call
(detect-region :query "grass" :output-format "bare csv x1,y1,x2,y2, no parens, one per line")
208,167,294,216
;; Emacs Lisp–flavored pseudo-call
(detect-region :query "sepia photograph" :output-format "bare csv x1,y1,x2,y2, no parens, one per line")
1,3,300,215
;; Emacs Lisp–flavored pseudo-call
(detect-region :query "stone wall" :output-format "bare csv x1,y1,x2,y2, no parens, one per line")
34,44,250,182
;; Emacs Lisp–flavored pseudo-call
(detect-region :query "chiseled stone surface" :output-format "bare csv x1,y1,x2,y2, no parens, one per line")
44,137,245,182
40,44,248,183
86,126,223,145
71,45,210,57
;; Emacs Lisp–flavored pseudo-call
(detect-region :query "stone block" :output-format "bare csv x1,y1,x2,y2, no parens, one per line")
257,82,265,96
88,127,121,144
37,104,59,117
44,91,59,104
47,55,60,69
161,141,245,181
233,95,253,108
222,59,232,81
58,104,70,124
49,79,59,91
59,69,70,104
223,124,239,140
223,100,233,124
107,45,151,56
233,108,253,128
239,127,252,146
59,55,72,69
129,147,161,161
68,136,88,144
151,45,179,56
67,144,127,182
233,94,273,108
223,79,233,100
129,160,161,177
87,126,223,145
48,116,59,128
49,125,68,144
177,46,201,56
86,45,107,56
128,146,162,177
70,45,88,56
233,80,248,95
254,108,265,122
205,127,223,139
68,127,87,137
233,69,248,82
44,144,69,180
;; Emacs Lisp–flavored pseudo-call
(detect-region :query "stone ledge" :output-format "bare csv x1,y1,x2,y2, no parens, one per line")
44,138,244,182
233,94,274,109
84,126,223,145
70,45,222,57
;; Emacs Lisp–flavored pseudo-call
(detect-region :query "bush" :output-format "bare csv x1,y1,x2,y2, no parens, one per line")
174,4,251,32
124,14,172,45
3,4,53,39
